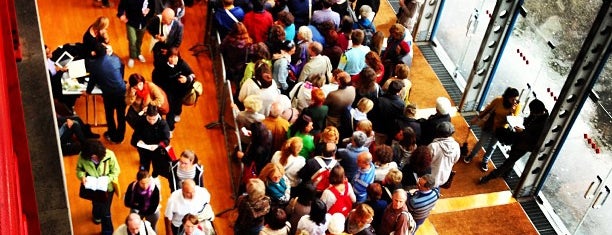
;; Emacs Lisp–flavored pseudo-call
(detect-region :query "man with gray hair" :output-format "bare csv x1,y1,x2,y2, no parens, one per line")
407,174,440,231
112,213,156,235
337,131,369,181
262,101,290,151
298,42,333,82
378,189,416,235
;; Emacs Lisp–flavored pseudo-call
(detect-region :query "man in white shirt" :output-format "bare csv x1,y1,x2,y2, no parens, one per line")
164,179,214,235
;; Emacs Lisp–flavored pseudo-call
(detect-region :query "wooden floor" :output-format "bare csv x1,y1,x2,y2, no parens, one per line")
37,0,539,234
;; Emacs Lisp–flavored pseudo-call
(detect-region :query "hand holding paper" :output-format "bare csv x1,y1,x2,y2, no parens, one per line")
137,140,159,151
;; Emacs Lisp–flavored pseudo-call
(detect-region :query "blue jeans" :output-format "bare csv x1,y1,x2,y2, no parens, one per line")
126,24,146,59
467,130,498,164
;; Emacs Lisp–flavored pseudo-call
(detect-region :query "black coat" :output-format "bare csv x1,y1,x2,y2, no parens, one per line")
152,58,194,96
130,115,170,147
124,181,161,216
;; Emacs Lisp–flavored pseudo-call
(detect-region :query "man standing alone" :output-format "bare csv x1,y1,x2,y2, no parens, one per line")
117,0,154,68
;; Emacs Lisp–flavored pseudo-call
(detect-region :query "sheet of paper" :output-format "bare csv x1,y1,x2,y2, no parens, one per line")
136,141,157,151
68,59,87,78
507,116,524,129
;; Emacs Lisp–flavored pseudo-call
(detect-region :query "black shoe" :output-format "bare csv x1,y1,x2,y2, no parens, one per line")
92,218,101,224
479,176,490,184
103,132,112,141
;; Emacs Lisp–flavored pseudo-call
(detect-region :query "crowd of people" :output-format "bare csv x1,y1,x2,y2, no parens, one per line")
44,0,553,234
45,0,213,234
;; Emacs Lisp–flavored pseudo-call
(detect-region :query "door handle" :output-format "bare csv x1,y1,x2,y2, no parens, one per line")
584,175,602,199
592,186,610,209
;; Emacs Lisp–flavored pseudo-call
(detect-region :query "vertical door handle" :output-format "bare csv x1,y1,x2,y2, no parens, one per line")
584,175,602,199
592,186,610,209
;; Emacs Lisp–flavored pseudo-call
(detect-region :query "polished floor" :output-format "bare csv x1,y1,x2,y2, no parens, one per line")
37,0,539,234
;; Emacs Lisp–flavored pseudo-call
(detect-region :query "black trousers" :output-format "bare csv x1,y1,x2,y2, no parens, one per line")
102,93,127,142
483,148,529,180
92,191,114,235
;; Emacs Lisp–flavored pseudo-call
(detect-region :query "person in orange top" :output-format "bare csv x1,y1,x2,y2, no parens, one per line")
464,87,522,172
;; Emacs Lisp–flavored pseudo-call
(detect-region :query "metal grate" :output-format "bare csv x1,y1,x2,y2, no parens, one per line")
520,200,558,235
418,44,463,104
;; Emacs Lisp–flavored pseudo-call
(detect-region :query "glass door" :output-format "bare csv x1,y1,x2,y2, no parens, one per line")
484,1,610,233
432,0,496,86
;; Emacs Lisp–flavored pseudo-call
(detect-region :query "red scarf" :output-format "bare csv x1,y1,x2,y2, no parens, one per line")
135,82,151,100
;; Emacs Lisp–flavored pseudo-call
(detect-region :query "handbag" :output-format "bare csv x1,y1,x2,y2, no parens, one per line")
439,171,456,189
242,161,257,185
183,80,203,106
79,184,109,201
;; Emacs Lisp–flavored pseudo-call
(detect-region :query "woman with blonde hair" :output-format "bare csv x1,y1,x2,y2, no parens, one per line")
235,94,265,145
259,163,291,205
83,16,110,57
382,24,410,80
346,203,376,235
320,126,340,144
271,137,306,190
381,168,403,203
235,178,271,234
168,149,205,192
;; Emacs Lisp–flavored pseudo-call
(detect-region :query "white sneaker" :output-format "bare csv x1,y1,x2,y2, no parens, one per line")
127,59,134,68
138,55,146,63
174,115,181,123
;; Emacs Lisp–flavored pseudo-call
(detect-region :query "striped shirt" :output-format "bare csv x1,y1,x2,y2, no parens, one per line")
177,167,196,182
407,188,440,221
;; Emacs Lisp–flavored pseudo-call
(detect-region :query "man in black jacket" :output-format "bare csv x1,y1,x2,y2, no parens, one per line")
147,8,184,64
368,80,405,145
479,99,549,184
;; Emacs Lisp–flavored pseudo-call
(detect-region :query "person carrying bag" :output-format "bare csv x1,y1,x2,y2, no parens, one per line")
76,140,121,235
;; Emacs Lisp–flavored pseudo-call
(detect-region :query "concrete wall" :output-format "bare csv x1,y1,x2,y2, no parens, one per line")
14,0,73,234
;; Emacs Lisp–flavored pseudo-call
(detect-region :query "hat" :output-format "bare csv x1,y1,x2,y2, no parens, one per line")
436,97,452,115
327,213,346,234
436,121,455,138
352,131,368,147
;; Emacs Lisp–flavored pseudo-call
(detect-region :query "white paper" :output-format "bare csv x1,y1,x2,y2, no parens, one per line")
67,59,87,78
84,176,109,191
507,116,524,129
137,140,158,151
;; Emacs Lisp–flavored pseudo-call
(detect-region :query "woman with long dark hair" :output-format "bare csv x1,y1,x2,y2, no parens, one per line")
296,199,331,234
287,114,315,158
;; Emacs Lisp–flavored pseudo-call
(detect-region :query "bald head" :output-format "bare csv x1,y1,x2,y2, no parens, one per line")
162,8,176,25
181,179,196,199
125,213,142,234
357,151,372,170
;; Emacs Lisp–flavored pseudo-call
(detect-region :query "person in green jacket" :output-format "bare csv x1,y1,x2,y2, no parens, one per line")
76,140,121,235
